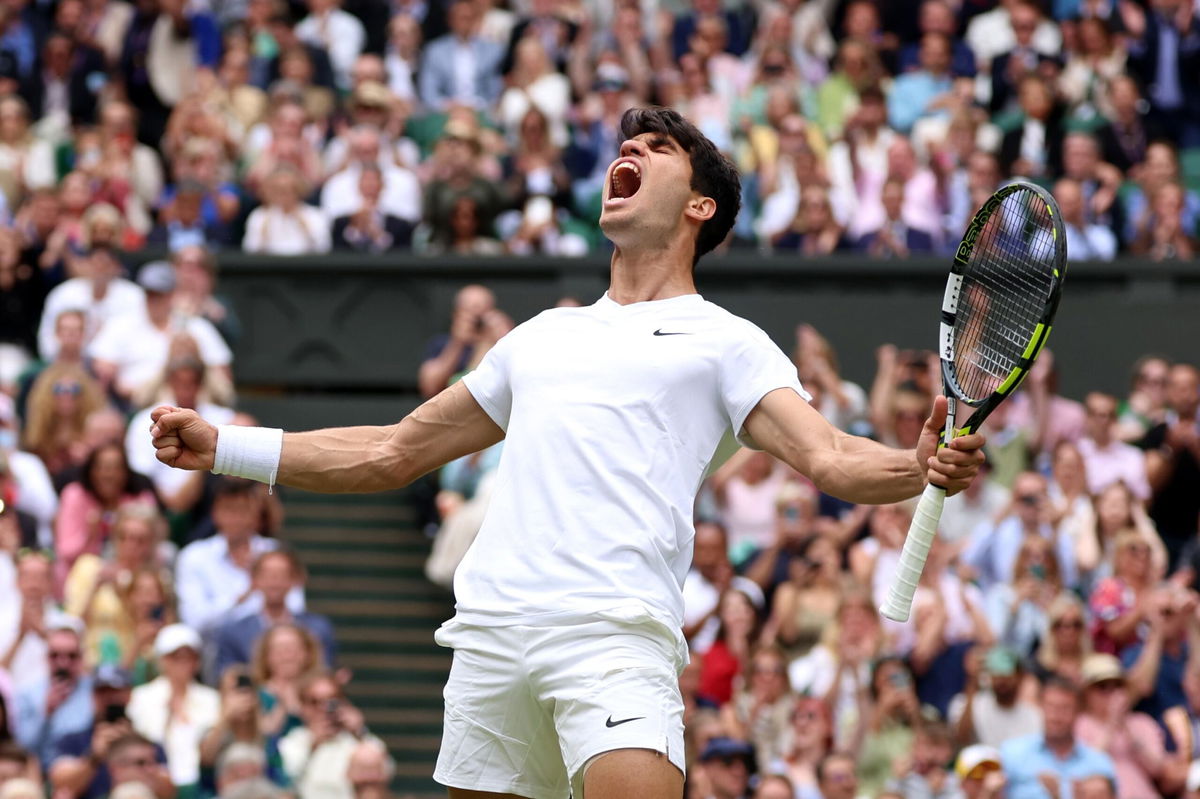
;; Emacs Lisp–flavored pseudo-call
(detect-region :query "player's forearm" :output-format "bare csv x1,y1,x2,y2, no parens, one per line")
808,433,925,504
277,424,412,494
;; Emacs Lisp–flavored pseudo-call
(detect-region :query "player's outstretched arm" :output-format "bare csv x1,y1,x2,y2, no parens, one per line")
149,381,504,493
742,388,985,504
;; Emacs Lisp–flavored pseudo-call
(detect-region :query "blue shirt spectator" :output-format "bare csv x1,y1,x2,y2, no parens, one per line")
14,626,94,769
887,32,955,133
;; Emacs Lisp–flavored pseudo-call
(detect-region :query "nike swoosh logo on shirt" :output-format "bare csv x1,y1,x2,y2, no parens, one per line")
605,715,644,727
653,329,690,336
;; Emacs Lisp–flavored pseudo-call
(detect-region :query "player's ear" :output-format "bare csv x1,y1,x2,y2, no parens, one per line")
685,194,716,224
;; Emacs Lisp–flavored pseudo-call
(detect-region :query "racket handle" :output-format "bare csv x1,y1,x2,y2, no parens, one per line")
879,483,947,623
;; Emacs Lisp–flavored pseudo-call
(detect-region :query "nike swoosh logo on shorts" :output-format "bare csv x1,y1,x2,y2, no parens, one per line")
653,329,690,336
605,715,644,727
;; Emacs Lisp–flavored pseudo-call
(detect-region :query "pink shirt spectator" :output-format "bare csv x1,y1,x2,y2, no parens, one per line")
1075,712,1165,799
1076,438,1151,501
1009,392,1088,454
53,483,157,586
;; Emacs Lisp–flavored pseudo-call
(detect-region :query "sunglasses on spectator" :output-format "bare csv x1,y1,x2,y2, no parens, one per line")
53,382,82,396
113,757,155,768
1052,618,1083,630
50,649,81,660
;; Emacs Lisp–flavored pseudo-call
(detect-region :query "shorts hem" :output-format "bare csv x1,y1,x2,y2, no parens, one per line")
433,768,548,798
567,739,686,783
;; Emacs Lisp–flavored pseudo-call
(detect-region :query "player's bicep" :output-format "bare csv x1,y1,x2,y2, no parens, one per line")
389,380,505,483
741,387,840,476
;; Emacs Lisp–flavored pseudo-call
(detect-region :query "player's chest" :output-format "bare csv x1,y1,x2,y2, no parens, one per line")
511,321,717,403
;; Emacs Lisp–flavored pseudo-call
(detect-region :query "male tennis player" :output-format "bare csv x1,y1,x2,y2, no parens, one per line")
150,107,986,799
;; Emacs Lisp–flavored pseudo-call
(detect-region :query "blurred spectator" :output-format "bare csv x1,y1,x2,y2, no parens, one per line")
1078,392,1151,500
171,247,239,347
1059,18,1126,122
773,185,853,255
719,644,794,769
858,657,921,796
1122,0,1200,146
709,449,789,566
344,738,394,799
1131,181,1197,261
1120,584,1193,723
0,550,56,686
767,529,842,659
278,672,381,799
887,32,955,135
697,586,764,707
1122,141,1199,248
416,284,496,399
127,625,218,793
691,737,755,799
858,177,936,257
44,663,150,799
1056,177,1117,262
1088,531,1157,657
242,166,330,255
424,195,505,256
792,324,869,435
940,461,1010,551
964,0,1061,70
1036,593,1093,685
89,262,232,406
98,732,173,799
1143,363,1200,568
776,695,831,795
36,246,143,361
955,745,1006,799
988,1,1057,115
815,751,860,799
199,671,288,791
683,521,741,651
383,15,421,104
418,0,504,111
0,95,53,211
14,620,93,768
321,124,420,226
421,121,508,250
499,37,570,148
985,536,1062,657
214,549,335,680
19,30,105,131
1000,76,1065,179
964,471,1077,592
1000,677,1115,799
175,478,302,635
62,506,170,670
331,164,415,252
816,38,885,141
897,0,976,78
20,363,103,480
885,720,959,798
252,623,323,740
951,646,1042,749
0,229,42,360
0,396,57,545
1075,653,1166,799
55,442,157,585
1117,355,1170,443
212,742,270,795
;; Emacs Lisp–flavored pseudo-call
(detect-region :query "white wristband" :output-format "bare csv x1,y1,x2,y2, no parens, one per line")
212,425,284,488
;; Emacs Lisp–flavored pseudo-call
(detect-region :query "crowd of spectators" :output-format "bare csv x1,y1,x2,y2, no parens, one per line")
0,0,1197,795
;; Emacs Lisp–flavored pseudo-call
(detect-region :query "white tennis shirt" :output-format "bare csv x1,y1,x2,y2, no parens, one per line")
456,292,809,634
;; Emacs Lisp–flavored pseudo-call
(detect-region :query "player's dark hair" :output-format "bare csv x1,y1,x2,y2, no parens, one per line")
619,107,741,266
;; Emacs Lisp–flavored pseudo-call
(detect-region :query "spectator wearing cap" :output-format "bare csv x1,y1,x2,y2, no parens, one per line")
35,245,142,362
951,645,1042,750
1001,677,1115,799
320,125,421,227
1075,653,1167,799
418,0,504,111
242,165,330,256
175,478,303,635
89,261,229,407
14,620,93,768
127,624,219,792
45,663,166,799
294,0,364,91
957,744,1005,799
214,549,336,680
693,737,755,799
0,551,60,687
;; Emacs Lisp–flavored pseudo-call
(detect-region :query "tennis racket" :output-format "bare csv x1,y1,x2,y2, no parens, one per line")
879,181,1068,623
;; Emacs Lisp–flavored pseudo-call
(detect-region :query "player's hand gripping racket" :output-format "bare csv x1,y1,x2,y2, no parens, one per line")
879,181,1067,623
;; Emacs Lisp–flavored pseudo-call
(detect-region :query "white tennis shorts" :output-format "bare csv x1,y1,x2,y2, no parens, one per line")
432,608,688,798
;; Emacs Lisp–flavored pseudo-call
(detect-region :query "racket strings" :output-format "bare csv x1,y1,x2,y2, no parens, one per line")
953,188,1057,401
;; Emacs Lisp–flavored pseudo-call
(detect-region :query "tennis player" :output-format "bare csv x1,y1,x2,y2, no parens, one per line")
150,107,986,799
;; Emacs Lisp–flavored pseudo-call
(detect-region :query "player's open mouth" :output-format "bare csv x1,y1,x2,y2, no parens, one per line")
607,161,642,205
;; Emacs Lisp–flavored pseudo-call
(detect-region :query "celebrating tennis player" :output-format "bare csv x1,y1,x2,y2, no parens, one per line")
150,107,986,799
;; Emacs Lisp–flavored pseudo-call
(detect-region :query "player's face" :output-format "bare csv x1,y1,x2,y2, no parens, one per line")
599,133,697,245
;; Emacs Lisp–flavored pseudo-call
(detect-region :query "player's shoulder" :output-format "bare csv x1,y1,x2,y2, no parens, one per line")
693,299,779,344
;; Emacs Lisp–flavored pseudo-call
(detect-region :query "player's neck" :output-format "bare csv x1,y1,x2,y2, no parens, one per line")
607,244,697,305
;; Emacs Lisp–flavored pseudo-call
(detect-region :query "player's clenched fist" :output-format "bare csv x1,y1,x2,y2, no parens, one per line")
149,406,218,471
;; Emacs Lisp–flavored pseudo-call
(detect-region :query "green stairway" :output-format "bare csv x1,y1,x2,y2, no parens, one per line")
281,489,452,798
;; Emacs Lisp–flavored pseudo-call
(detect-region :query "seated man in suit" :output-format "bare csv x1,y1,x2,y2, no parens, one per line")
858,178,936,258
418,0,503,111
213,549,336,682
332,163,415,252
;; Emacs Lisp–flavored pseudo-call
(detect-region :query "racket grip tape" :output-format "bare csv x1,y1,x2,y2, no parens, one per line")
879,482,947,623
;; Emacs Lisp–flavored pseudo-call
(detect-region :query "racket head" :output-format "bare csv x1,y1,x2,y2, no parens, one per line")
939,181,1067,435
